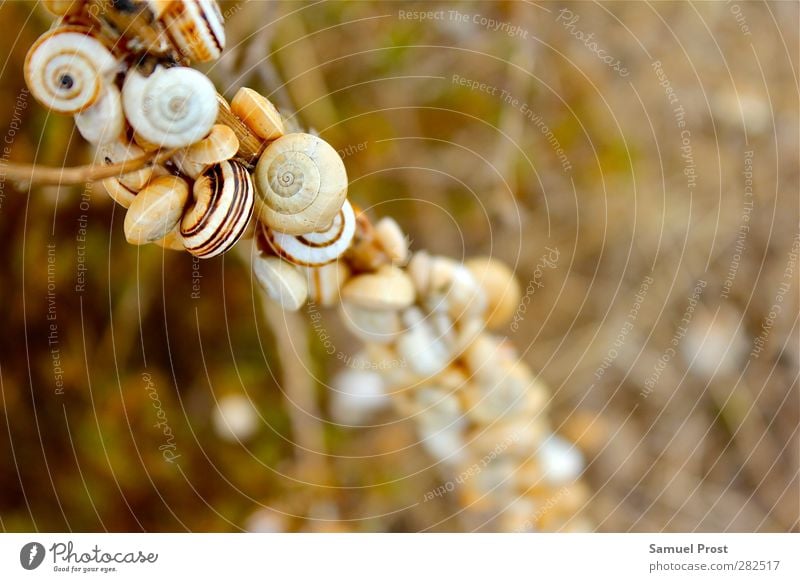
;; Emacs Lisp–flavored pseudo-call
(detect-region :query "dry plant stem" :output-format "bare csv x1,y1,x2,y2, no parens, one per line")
3,149,178,186
248,246,332,486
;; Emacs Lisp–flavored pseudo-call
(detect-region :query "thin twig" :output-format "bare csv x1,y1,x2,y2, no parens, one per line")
1,149,178,186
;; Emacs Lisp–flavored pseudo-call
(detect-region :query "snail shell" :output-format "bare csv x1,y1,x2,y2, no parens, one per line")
124,175,190,245
253,255,308,311
231,87,284,141
122,65,218,149
304,261,350,307
396,307,451,377
373,217,409,265
263,200,356,267
24,26,118,114
180,160,255,258
341,265,415,311
158,0,225,63
75,82,124,145
339,301,402,345
98,139,154,192
101,177,137,208
254,133,348,235
465,257,521,330
42,0,85,15
172,124,239,179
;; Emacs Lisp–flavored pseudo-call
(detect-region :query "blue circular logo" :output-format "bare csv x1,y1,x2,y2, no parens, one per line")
19,542,45,570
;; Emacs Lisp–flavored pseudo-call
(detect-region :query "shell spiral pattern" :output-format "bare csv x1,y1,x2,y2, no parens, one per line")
24,26,118,114
181,159,255,258
255,133,348,235
264,199,356,267
122,65,218,149
159,0,226,63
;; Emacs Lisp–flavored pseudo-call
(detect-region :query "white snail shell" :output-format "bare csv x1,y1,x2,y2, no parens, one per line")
339,301,402,345
75,82,125,145
158,0,226,63
373,217,409,265
263,199,356,267
25,26,118,114
180,160,255,258
124,175,191,245
254,133,348,235
122,65,218,149
253,255,308,311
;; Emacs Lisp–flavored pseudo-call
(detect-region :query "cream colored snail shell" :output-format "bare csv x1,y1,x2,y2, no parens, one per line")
157,0,226,63
172,124,239,178
180,160,255,258
304,261,350,307
98,139,154,192
231,87,284,141
341,265,415,311
263,199,356,267
101,177,137,208
254,133,348,235
253,255,308,311
42,0,84,15
122,65,218,149
75,82,125,145
124,175,191,245
24,26,118,114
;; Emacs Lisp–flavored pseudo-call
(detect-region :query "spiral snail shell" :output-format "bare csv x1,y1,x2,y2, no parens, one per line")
263,199,356,267
24,26,118,114
253,255,308,311
122,65,218,149
254,133,348,235
75,82,125,145
231,87,284,141
98,139,154,192
180,159,255,258
172,124,239,179
158,0,226,63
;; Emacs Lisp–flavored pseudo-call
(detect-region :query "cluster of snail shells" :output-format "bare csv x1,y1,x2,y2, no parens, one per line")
329,252,590,531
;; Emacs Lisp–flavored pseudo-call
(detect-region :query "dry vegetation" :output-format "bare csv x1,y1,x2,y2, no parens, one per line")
0,1,797,532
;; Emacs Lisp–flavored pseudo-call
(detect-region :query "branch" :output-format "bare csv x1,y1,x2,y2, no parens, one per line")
0,148,179,186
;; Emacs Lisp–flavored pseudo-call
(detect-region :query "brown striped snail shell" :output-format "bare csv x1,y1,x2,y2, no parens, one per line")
304,261,350,307
122,65,218,149
263,199,356,267
75,82,124,145
24,26,118,114
180,159,255,258
157,0,226,63
254,133,348,235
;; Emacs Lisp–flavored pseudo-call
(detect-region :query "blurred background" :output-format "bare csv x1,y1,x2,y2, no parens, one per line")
0,1,797,532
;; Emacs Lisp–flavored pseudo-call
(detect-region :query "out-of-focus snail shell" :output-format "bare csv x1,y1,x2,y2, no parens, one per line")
124,175,190,245
264,200,356,267
155,227,187,251
25,26,118,114
304,261,350,307
75,82,124,145
373,217,409,265
122,65,218,149
396,307,451,377
172,124,239,179
98,139,153,192
180,160,255,258
42,0,84,15
465,257,521,330
339,301,403,345
341,265,415,311
158,0,226,63
231,87,284,141
254,133,348,235
253,255,308,311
